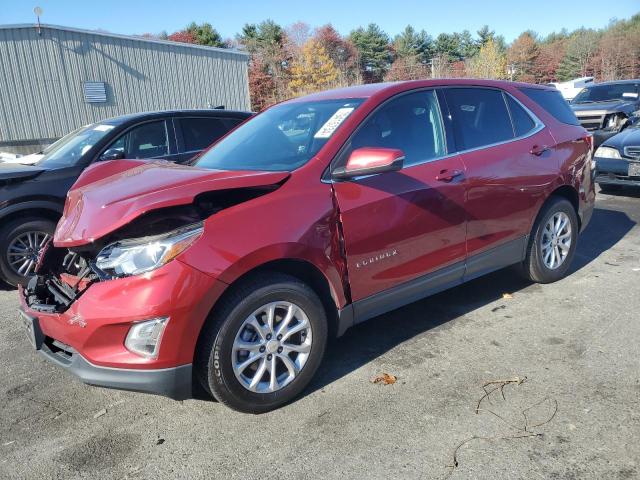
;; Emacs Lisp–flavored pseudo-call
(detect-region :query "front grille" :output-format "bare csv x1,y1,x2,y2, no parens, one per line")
624,146,640,159
43,337,76,363
576,114,605,131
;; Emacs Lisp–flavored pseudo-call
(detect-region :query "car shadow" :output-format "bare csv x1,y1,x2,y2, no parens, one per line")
569,206,636,273
304,205,635,398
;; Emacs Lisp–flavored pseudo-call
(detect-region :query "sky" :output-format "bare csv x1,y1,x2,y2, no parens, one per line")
1,0,638,42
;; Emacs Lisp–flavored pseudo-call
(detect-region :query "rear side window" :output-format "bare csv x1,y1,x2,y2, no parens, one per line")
443,88,514,151
506,95,536,137
520,88,580,126
178,117,233,152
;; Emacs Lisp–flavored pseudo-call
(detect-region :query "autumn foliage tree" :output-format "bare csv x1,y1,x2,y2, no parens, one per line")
153,12,640,111
315,24,359,85
556,29,600,80
289,39,339,94
593,15,640,80
534,35,567,83
167,30,197,44
237,20,291,109
466,38,507,79
167,22,224,47
248,56,277,111
507,32,539,82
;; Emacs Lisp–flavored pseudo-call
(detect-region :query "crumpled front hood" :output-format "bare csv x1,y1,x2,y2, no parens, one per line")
54,159,289,247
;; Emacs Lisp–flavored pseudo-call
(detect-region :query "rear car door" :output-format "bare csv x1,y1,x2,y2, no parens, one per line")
332,89,467,305
441,87,557,277
174,116,243,163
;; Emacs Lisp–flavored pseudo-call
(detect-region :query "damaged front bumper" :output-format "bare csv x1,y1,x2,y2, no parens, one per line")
19,247,226,399
18,309,193,399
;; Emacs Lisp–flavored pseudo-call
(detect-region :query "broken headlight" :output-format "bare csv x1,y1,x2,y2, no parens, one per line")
604,113,627,131
95,223,203,278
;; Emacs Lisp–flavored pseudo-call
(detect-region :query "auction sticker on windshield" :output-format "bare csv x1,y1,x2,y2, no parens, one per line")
314,107,355,138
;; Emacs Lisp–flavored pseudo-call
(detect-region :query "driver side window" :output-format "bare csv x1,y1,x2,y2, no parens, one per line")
349,90,446,167
103,121,169,160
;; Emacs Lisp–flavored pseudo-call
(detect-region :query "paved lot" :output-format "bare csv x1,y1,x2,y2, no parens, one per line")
1,190,639,480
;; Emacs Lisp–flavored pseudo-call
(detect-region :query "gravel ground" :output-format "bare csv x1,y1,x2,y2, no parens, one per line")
1,190,639,480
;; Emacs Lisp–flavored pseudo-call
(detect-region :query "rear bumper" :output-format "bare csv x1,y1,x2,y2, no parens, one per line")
34,330,193,399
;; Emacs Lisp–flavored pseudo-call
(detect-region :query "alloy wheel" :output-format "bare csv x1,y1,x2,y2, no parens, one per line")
541,212,572,270
231,301,313,393
7,231,50,276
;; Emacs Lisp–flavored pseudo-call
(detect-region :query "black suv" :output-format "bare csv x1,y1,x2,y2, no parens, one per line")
570,79,640,147
0,109,251,286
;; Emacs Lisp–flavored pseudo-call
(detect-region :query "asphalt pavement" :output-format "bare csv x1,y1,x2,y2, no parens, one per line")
1,190,639,479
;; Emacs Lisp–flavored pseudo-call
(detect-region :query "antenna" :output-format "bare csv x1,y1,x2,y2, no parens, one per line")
33,6,43,35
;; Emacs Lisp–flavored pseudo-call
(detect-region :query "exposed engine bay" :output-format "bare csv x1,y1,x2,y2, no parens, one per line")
23,185,282,313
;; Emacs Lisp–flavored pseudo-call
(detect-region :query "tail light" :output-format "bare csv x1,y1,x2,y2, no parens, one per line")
583,133,594,155
583,133,596,176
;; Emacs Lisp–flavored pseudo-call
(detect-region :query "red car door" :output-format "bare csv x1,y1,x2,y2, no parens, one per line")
332,90,467,317
441,87,557,276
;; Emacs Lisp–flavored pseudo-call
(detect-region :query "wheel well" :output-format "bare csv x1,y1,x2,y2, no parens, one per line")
215,259,340,338
0,208,61,230
549,185,580,229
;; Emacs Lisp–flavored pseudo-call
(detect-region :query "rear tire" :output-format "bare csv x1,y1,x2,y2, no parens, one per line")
0,218,56,287
521,197,578,284
195,272,328,413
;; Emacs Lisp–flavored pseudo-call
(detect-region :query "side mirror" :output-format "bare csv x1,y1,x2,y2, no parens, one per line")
332,147,405,180
99,149,125,161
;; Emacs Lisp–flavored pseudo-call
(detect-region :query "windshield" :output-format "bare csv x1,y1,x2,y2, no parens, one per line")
37,123,116,168
195,98,364,171
572,83,639,104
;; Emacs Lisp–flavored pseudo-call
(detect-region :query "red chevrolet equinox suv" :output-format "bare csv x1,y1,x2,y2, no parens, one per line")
19,80,595,413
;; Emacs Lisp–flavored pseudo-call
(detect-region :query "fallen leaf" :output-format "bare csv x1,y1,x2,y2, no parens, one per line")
372,373,397,385
502,293,513,299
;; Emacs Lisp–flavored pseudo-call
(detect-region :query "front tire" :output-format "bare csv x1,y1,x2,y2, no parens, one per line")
195,273,328,413
0,218,56,287
521,197,579,284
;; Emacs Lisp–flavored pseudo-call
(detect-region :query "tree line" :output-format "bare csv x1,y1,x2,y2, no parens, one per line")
142,14,640,110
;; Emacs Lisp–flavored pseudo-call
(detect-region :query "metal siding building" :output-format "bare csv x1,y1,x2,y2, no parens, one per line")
0,24,250,153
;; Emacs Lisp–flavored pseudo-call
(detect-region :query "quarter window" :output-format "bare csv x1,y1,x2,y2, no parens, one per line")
444,88,514,151
349,90,446,166
520,88,580,126
506,95,536,137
